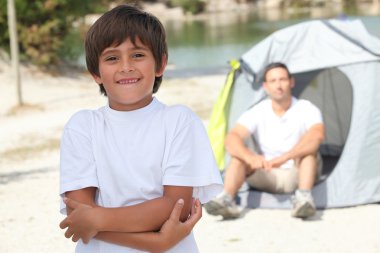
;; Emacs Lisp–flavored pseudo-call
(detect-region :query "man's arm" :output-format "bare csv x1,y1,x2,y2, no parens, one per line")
269,123,325,168
287,123,325,158
225,124,267,170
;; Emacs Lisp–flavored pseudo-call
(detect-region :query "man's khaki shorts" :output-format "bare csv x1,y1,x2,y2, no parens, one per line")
246,155,322,194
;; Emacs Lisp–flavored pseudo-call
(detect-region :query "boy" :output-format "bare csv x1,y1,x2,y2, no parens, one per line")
59,4,223,252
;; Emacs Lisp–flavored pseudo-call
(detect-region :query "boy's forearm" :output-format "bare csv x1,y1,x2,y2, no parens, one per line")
93,198,199,252
95,196,175,233
95,231,172,253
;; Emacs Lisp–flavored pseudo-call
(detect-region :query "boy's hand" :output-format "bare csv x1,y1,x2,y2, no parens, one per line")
59,198,99,244
159,198,202,247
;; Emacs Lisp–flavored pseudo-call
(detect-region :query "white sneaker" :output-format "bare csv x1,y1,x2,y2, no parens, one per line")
291,190,316,218
204,192,240,219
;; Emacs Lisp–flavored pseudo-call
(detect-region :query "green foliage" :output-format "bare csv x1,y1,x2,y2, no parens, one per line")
58,26,84,63
168,0,206,15
0,0,108,67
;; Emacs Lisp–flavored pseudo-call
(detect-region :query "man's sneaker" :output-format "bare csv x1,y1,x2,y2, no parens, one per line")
204,192,240,219
291,190,316,218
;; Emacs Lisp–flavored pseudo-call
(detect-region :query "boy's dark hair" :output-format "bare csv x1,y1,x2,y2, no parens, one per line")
263,62,292,81
85,4,168,95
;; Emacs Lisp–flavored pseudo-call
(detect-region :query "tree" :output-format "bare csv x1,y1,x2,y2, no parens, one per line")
0,0,108,68
7,0,22,105
168,0,206,14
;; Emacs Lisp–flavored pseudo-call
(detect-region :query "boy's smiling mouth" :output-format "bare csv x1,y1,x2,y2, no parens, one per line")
116,78,139,85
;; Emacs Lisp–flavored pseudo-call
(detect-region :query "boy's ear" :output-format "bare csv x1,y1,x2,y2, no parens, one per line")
91,73,102,84
155,54,167,77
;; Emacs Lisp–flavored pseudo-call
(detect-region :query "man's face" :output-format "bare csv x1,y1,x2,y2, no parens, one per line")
263,67,294,103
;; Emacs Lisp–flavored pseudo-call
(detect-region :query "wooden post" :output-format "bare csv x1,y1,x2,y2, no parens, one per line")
7,0,23,106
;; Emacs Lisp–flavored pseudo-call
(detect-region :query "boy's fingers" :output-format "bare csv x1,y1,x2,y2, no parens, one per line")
194,199,202,218
82,236,90,244
64,197,80,209
64,228,74,239
59,218,69,229
169,198,184,221
186,199,202,226
190,198,196,217
72,234,80,242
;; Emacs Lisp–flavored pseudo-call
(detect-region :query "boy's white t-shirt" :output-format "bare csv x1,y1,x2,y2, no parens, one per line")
237,97,323,168
60,98,223,253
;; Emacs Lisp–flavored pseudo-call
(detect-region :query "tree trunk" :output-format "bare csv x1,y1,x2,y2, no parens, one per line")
7,0,23,106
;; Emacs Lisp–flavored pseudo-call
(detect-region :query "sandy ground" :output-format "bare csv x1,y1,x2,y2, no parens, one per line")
1,60,380,253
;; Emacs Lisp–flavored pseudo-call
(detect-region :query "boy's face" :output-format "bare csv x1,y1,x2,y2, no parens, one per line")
92,38,166,111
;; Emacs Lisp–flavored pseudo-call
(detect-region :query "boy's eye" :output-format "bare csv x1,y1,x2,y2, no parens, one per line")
105,56,118,61
132,53,144,58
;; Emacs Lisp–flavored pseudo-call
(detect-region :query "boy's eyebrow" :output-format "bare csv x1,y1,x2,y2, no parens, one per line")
101,45,150,55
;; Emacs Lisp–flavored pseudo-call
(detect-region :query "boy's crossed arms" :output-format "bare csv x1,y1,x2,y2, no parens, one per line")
60,186,201,252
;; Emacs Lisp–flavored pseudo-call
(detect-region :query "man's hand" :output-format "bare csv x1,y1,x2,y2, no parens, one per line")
267,155,290,170
245,154,268,171
59,198,100,244
159,198,202,248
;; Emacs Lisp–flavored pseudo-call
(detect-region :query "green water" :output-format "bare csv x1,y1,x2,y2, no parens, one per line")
163,15,380,72
71,7,380,76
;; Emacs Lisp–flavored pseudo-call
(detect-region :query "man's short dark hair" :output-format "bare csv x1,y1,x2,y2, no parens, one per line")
263,62,292,81
85,4,168,95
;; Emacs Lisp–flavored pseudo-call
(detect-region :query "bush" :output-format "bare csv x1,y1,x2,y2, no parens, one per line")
168,0,206,15
0,0,107,68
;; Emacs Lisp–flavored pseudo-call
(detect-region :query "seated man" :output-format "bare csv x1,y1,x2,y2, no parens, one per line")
205,62,325,219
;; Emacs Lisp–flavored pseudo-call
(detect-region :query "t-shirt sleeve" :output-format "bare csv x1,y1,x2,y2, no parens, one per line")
162,108,223,204
59,113,99,214
237,107,259,134
304,101,323,129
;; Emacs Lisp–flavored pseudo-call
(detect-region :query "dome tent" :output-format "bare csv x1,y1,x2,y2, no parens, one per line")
207,19,380,209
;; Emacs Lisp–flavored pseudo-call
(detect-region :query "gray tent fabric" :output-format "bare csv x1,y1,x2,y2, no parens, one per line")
223,19,380,209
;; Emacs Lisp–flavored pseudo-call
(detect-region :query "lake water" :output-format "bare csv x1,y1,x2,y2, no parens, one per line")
73,5,380,77
164,15,380,77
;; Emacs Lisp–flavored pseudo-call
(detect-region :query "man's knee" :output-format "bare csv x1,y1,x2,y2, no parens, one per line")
227,157,252,176
297,153,322,181
280,178,298,193
295,153,318,168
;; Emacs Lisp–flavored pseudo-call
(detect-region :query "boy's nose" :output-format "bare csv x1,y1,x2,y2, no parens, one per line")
120,59,135,73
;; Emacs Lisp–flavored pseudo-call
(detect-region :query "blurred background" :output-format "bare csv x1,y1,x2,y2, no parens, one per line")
1,0,379,77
